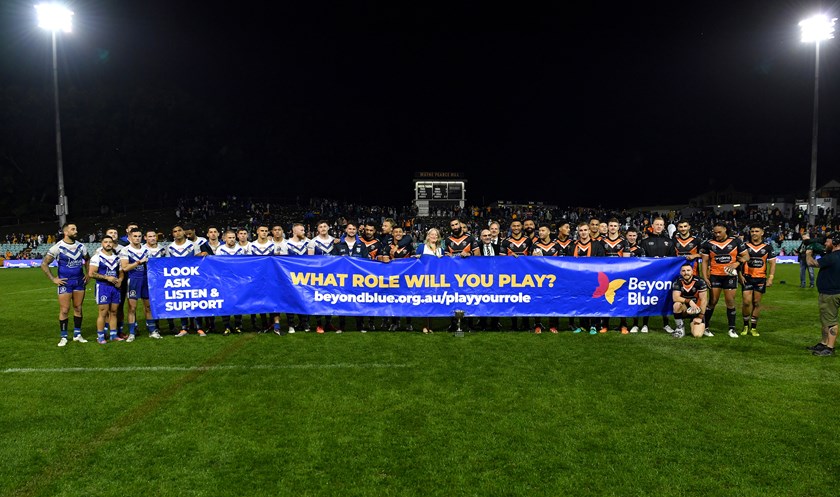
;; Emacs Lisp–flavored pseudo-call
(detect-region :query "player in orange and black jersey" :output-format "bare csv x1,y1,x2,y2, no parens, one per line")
588,217,602,243
523,218,538,245
554,221,574,256
385,226,416,332
624,227,646,258
355,222,384,331
671,262,709,338
444,219,478,331
531,223,562,334
739,226,776,337
620,227,646,333
700,222,750,338
500,220,532,256
598,219,627,333
500,220,532,331
600,218,627,257
573,222,606,334
672,219,703,275
444,218,479,257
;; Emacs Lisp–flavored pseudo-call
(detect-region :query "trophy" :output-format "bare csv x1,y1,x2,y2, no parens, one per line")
453,309,465,337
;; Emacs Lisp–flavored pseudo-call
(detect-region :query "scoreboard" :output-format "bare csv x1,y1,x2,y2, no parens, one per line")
415,181,464,201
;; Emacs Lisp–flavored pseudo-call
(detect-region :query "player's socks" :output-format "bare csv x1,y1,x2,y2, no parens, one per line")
147,320,158,333
726,308,736,329
117,321,124,334
97,330,106,341
129,323,137,336
110,329,118,340
60,319,69,338
104,323,110,333
675,318,684,328
750,317,758,330
704,308,715,325
743,317,750,328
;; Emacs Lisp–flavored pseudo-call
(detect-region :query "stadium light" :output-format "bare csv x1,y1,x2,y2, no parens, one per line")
799,14,836,227
35,3,74,228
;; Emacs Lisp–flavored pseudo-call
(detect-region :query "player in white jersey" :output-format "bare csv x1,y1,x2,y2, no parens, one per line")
185,225,209,255
205,226,222,255
308,220,337,333
237,228,252,255
286,223,312,332
143,230,167,259
41,223,90,346
271,224,288,255
216,230,248,335
89,235,124,344
166,225,204,337
250,225,278,333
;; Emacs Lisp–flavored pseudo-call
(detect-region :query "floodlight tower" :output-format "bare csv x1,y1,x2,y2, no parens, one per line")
799,14,836,228
35,3,74,227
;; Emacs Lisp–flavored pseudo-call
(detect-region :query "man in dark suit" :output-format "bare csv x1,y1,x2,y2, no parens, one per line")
477,229,501,330
478,229,501,256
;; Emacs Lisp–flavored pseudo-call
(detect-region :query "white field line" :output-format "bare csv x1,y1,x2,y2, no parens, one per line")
2,363,413,374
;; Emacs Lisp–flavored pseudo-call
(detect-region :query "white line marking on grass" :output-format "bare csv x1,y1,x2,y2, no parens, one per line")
2,363,413,374
0,287,53,296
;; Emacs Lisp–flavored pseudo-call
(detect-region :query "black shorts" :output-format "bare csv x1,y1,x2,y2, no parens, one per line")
709,275,737,290
741,276,767,294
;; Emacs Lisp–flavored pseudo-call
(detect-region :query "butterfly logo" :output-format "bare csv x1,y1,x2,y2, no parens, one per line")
591,272,626,304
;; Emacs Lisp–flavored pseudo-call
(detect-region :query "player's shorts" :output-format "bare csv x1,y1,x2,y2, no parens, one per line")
741,276,767,294
818,293,840,328
58,277,86,294
127,276,149,300
95,283,121,306
709,274,737,290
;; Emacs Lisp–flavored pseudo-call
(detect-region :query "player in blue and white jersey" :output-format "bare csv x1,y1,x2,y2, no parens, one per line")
217,230,247,335
41,223,90,347
94,228,127,336
237,228,252,255
308,221,338,333
185,225,209,255
250,225,277,333
166,225,204,337
271,225,288,255
121,227,162,341
285,223,312,333
89,236,124,344
143,229,167,259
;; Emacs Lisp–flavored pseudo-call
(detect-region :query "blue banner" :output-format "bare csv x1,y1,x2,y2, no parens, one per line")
147,256,685,319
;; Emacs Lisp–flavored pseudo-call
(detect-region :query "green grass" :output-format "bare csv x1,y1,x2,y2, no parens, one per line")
0,265,838,497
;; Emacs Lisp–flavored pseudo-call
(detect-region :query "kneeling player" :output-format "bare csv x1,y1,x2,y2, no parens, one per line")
672,263,708,338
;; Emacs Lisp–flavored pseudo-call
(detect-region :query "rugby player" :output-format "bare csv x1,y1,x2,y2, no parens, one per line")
672,219,702,275
600,218,628,333
572,222,605,334
671,262,708,339
309,220,338,333
335,223,370,332
700,223,750,338
623,227,645,333
387,225,415,331
166,225,204,336
500,220,532,331
95,227,126,337
216,230,248,335
532,223,562,334
523,218,538,244
250,225,279,333
121,227,162,341
89,235,123,344
42,223,89,347
286,223,312,332
739,226,776,336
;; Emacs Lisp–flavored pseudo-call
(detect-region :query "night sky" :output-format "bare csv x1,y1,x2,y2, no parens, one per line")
1,1,839,210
